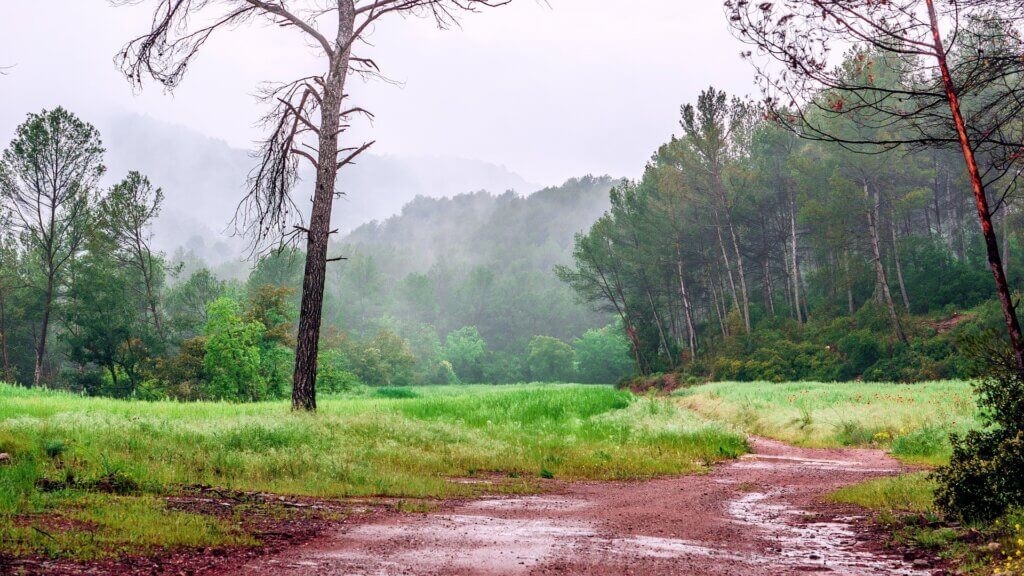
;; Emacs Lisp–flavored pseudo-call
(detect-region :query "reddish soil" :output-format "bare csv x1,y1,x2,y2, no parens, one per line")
216,438,940,576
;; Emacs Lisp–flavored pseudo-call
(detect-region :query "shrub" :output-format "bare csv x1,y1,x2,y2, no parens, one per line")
526,336,575,382
203,297,266,401
573,325,635,384
935,339,1024,522
317,349,364,394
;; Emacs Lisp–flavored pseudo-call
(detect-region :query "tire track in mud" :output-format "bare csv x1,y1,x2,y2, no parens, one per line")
223,438,937,576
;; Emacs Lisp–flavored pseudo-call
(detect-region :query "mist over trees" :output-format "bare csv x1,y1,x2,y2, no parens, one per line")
0,112,630,397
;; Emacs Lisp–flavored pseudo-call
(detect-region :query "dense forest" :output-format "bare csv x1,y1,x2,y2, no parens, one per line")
559,76,1021,382
0,119,631,400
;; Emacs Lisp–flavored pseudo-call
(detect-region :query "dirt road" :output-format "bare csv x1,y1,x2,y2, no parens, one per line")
224,438,935,576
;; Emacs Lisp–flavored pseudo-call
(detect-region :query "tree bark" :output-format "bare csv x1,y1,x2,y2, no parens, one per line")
645,283,675,370
722,199,752,332
845,251,855,315
1003,211,1011,277
677,256,698,355
891,207,912,311
926,0,1024,371
708,269,728,337
864,182,907,343
0,289,10,381
712,206,739,314
34,273,55,387
788,188,804,324
292,5,355,411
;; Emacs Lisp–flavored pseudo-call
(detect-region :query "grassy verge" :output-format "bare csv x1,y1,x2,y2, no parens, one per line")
827,473,937,512
676,380,979,464
0,383,745,560
827,473,1024,574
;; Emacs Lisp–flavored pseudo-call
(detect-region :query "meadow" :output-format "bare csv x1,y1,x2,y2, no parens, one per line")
676,380,979,466
0,382,744,559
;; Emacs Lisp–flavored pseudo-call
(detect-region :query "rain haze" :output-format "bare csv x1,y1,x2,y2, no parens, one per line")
1,2,755,242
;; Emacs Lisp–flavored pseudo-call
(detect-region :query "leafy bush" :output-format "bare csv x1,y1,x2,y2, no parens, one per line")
573,325,635,384
203,297,266,401
935,340,1024,522
525,335,575,382
317,349,364,394
443,326,488,383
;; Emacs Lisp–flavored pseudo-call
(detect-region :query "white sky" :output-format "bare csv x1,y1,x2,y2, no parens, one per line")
0,0,756,186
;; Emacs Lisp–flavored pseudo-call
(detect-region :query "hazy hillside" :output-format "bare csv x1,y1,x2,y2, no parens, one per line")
99,114,537,262
344,175,620,275
324,176,622,352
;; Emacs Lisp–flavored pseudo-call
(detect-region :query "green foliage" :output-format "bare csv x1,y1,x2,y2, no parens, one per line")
202,297,266,401
443,326,488,383
936,349,1024,522
346,330,417,387
525,335,575,382
316,348,363,394
573,325,635,384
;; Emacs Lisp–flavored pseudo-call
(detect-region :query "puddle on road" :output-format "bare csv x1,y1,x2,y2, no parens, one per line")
728,454,932,576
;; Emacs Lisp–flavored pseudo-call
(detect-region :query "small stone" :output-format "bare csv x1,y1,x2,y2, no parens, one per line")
986,541,1002,552
912,559,930,568
0,453,11,465
808,553,822,560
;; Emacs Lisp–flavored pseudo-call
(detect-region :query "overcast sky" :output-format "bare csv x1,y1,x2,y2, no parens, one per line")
1,1,756,186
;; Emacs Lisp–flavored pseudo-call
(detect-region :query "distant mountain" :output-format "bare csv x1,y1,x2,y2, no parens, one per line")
326,175,623,350
97,113,537,263
344,175,622,275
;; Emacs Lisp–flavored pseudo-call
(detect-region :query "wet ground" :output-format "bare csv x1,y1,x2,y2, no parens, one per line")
222,438,937,576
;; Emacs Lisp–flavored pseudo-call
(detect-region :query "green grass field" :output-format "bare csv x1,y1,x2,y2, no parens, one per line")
0,383,744,560
0,380,989,563
676,380,979,465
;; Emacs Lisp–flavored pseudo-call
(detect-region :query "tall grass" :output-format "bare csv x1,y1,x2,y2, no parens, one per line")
0,383,744,559
675,380,980,464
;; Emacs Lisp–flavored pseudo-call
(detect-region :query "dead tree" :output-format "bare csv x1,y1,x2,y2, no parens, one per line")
115,0,512,410
726,0,1024,371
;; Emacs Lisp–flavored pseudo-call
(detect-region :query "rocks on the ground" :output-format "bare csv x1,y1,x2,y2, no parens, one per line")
986,541,1002,552
0,453,12,465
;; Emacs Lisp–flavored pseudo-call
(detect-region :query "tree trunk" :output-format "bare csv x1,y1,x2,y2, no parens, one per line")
0,289,10,381
761,214,774,315
292,8,355,411
1003,210,1011,277
677,257,698,355
926,0,1024,371
708,269,728,337
713,173,750,332
788,189,804,324
845,250,855,315
891,207,912,311
712,206,739,314
645,283,674,370
865,182,907,343
722,200,751,332
33,274,55,387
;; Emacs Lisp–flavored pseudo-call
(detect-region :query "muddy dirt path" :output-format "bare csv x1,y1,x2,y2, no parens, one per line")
223,438,934,576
